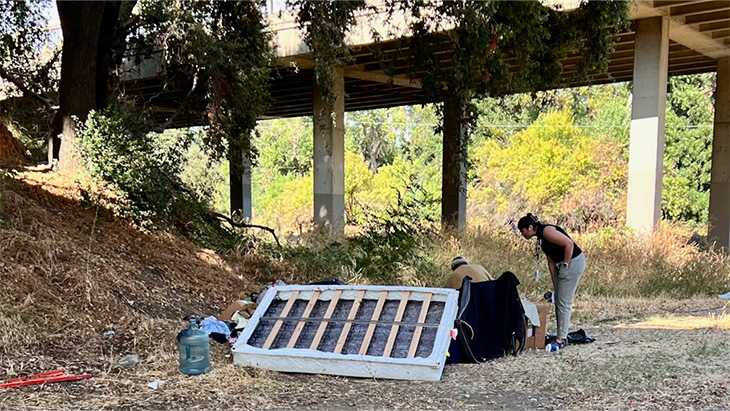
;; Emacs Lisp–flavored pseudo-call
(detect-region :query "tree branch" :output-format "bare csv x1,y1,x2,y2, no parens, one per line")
212,212,281,247
157,71,198,130
0,66,58,109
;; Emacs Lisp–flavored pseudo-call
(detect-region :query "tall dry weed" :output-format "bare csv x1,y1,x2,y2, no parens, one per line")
432,222,730,298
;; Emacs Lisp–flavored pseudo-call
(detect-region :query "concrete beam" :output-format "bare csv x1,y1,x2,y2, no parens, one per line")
313,67,346,230
343,66,421,89
441,93,467,231
709,57,730,248
626,17,669,233
634,0,730,59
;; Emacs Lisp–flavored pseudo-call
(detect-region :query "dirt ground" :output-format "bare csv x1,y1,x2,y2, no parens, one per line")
2,168,729,410
2,297,728,411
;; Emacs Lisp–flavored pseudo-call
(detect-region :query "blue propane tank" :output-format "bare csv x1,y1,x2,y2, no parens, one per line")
179,319,212,375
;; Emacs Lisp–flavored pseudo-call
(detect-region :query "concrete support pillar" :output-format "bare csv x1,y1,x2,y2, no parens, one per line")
441,93,468,231
312,67,345,230
709,57,730,248
626,17,669,233
229,149,253,221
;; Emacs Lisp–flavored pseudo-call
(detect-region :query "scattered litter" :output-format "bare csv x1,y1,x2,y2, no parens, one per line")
228,337,238,344
209,333,228,344
103,330,116,339
604,340,621,345
116,354,139,369
147,379,165,390
225,354,231,358
718,291,730,299
200,316,230,338
1,370,92,389
179,319,212,375
231,311,250,330
219,299,257,321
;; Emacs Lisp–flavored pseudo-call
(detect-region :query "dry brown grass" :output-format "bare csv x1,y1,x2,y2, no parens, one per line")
0,167,276,376
2,167,730,410
1,298,728,410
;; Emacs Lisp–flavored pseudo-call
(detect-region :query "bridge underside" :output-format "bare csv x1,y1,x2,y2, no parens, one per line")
120,1,730,245
123,30,719,125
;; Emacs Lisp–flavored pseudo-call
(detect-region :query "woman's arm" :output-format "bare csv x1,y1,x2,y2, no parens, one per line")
546,255,557,287
542,226,574,265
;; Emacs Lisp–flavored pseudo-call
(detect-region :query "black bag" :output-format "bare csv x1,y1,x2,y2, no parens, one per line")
448,272,526,363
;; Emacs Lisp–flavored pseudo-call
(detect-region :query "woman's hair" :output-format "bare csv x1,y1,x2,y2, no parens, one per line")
517,213,540,230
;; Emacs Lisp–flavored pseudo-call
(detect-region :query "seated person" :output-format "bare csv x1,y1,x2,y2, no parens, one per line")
444,256,494,289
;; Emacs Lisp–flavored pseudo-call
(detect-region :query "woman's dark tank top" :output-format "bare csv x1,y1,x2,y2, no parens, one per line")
536,224,582,263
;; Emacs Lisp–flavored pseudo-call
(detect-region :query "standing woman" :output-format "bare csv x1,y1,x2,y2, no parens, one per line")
517,213,586,350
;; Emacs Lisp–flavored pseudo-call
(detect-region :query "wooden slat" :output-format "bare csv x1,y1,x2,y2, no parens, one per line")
407,292,433,359
383,291,410,357
333,290,365,354
309,289,343,350
262,290,300,349
260,316,440,328
286,290,321,349
359,291,389,355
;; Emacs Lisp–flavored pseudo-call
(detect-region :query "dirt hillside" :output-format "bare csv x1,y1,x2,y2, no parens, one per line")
0,166,276,373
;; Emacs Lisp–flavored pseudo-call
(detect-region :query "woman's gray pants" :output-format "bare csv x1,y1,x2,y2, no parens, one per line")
555,253,586,340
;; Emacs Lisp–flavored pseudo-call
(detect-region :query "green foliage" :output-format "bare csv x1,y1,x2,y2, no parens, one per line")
289,0,366,103
254,172,313,233
390,1,629,115
662,74,715,223
134,0,273,165
180,135,226,205
345,109,400,172
264,194,439,285
256,117,314,177
470,110,626,229
346,195,439,285
0,1,48,77
77,104,231,248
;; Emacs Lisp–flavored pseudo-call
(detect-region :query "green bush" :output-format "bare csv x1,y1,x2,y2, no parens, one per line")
77,103,233,248
253,193,440,286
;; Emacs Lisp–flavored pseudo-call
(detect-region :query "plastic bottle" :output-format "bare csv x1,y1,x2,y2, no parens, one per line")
179,319,212,375
545,343,559,353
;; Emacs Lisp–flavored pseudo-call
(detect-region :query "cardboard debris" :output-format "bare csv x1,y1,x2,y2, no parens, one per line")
219,300,257,321
523,304,549,350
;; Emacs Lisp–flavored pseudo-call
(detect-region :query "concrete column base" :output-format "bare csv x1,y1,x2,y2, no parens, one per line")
313,67,346,231
229,152,253,221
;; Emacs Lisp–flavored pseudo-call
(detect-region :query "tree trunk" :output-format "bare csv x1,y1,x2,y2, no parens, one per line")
96,1,122,109
55,1,109,170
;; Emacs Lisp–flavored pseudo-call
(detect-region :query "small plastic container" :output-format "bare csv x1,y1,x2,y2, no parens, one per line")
179,319,212,375
545,342,560,353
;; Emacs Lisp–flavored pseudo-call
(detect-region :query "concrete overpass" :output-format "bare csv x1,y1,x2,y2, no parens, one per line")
122,1,730,245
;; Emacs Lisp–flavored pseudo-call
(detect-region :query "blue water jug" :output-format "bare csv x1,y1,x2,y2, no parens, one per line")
179,319,212,375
